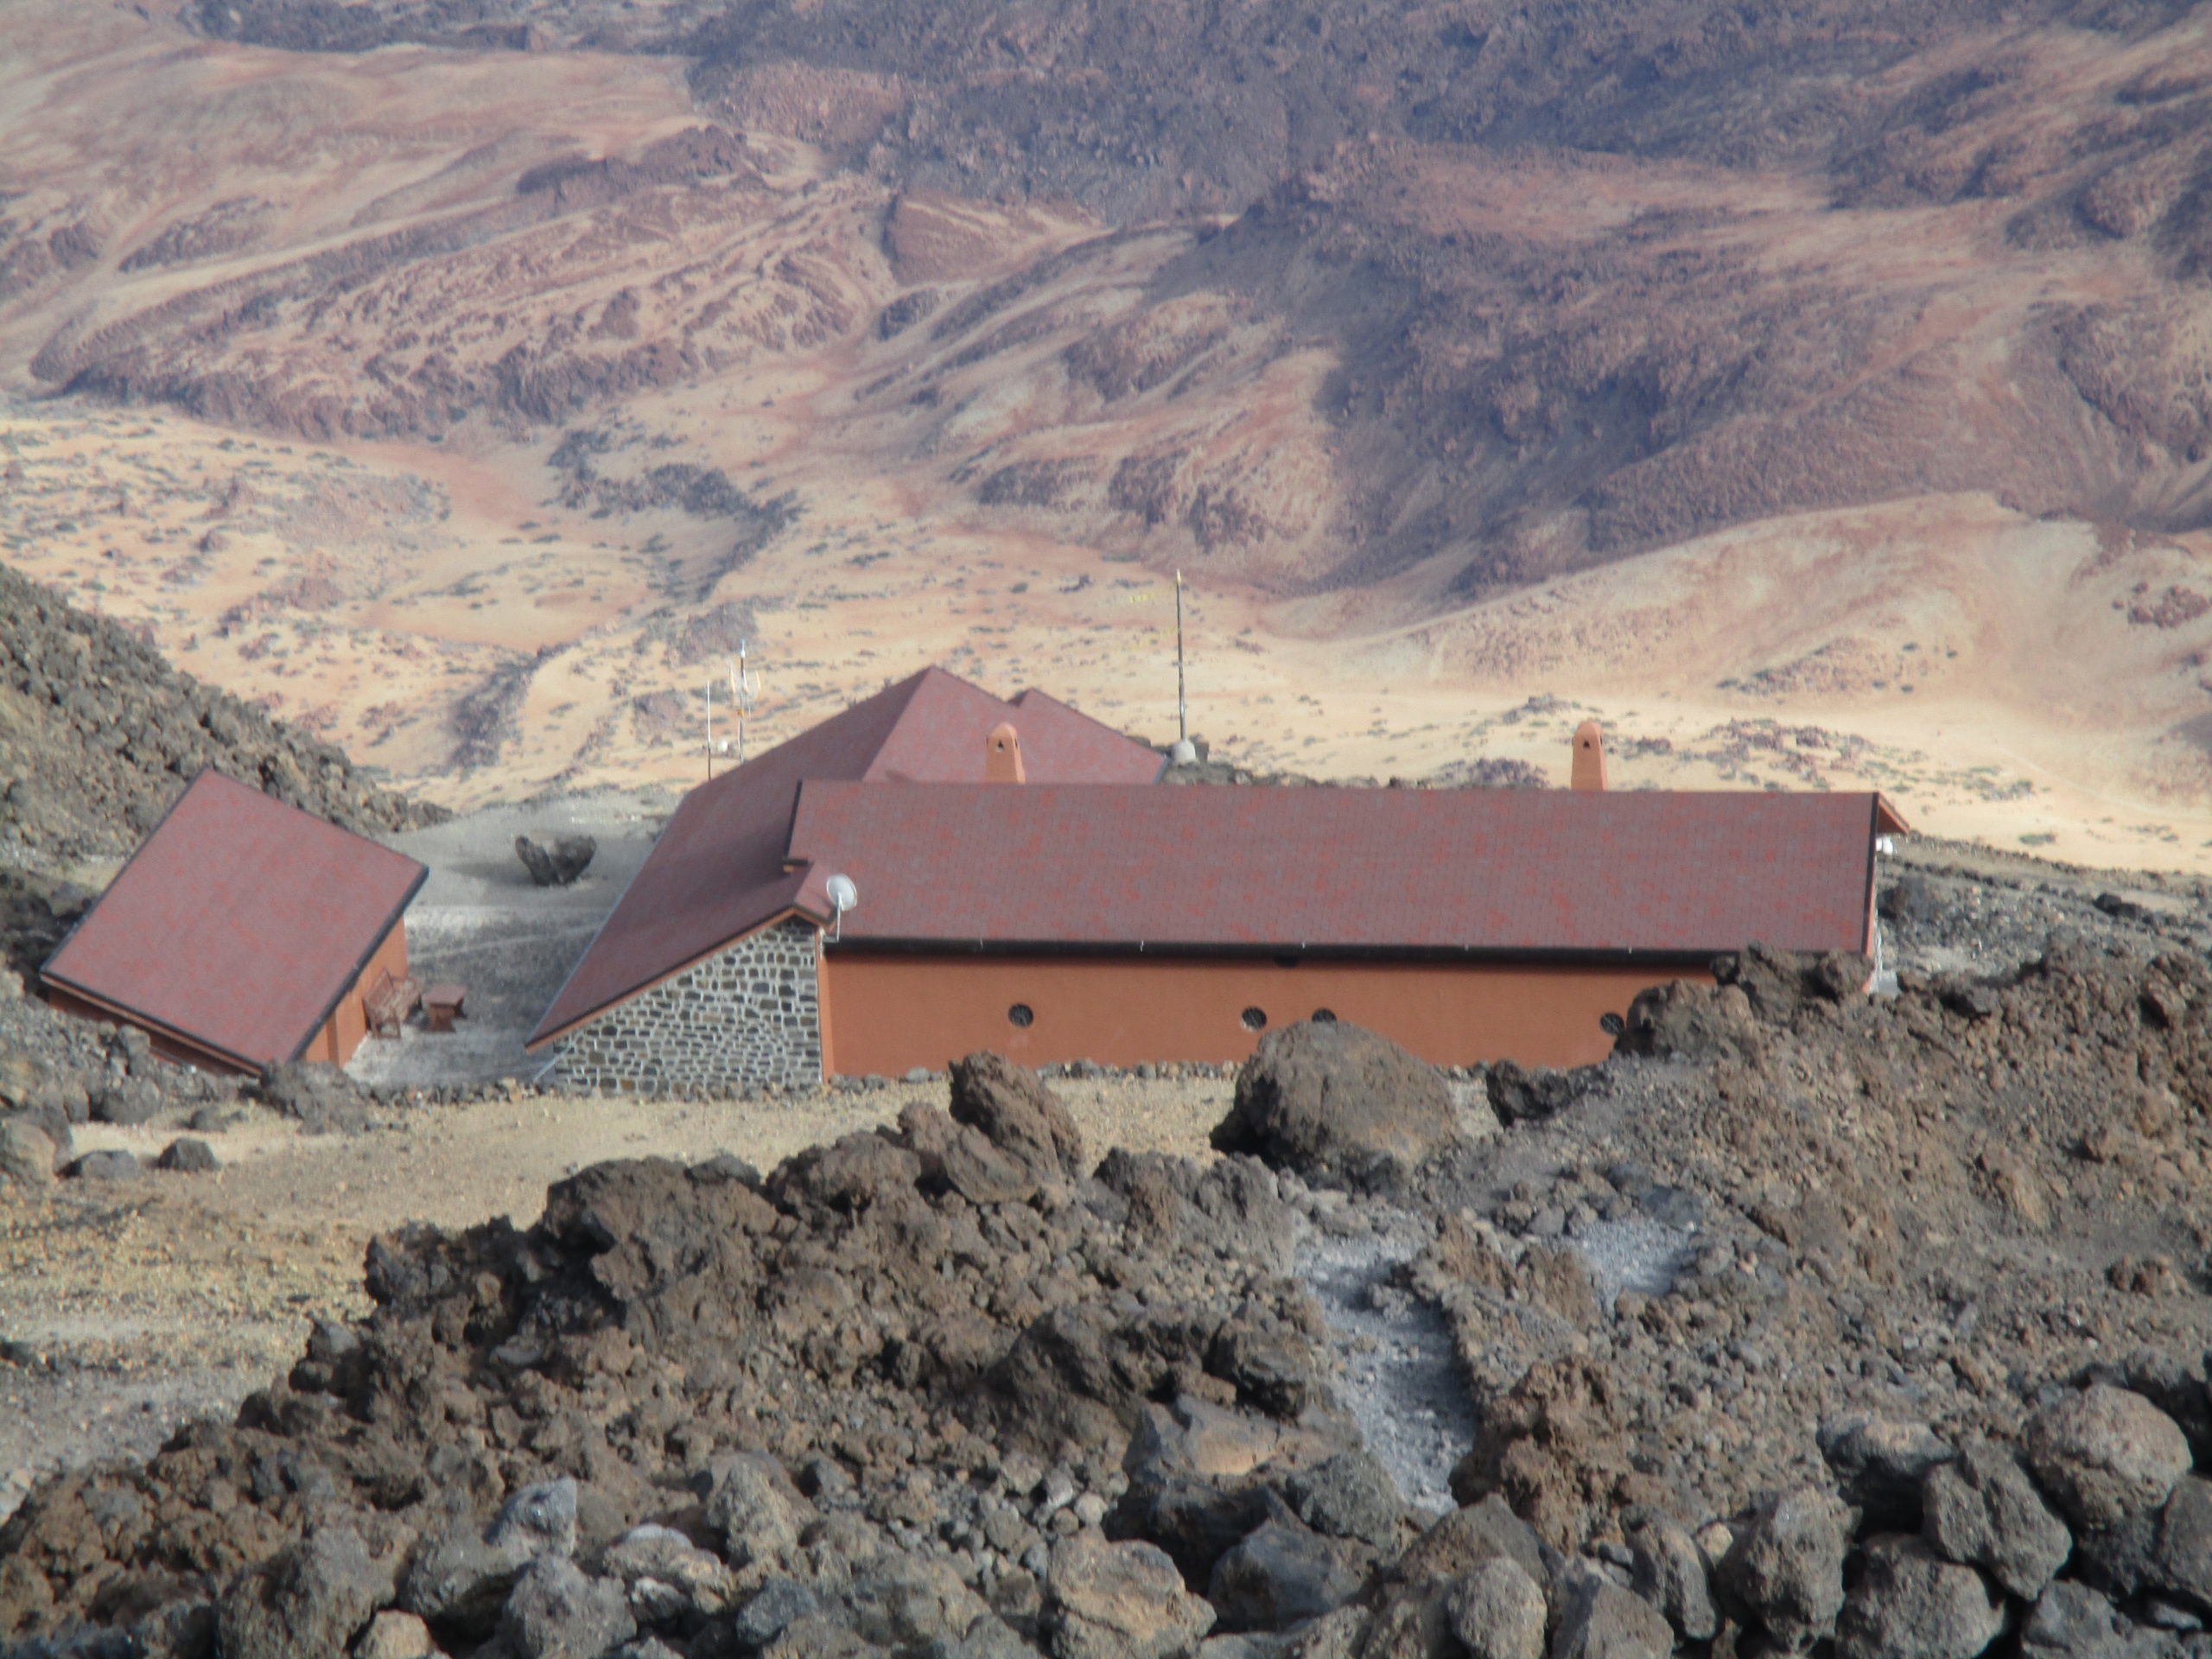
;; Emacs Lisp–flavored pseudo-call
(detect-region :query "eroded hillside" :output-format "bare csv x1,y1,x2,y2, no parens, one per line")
7,2,2212,861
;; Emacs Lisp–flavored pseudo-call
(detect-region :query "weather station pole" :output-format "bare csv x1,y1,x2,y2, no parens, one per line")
1176,569,1187,746
1170,570,1197,766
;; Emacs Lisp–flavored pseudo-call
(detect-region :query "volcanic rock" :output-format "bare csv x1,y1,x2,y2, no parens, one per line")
215,1524,396,1659
1446,1554,1548,1659
1821,1415,1955,1529
703,1452,813,1568
1280,1452,1406,1549
1484,1060,1597,1128
1549,1565,1675,1659
1626,1515,1718,1642
1922,1441,2073,1601
515,834,596,887
1043,1534,1214,1659
156,1135,219,1173
1718,1488,1849,1652
1206,1514,1368,1632
950,1050,1086,1184
0,1117,55,1187
1211,1019,1457,1190
603,1523,738,1622
402,1478,579,1633
66,1147,141,1181
253,1060,371,1135
2023,1386,2191,1531
497,1554,635,1659
353,1609,437,1659
1834,1535,2003,1659
90,1075,163,1126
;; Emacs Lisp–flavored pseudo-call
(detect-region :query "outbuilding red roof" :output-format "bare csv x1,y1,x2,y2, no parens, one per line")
528,667,1166,1045
785,783,1882,958
41,771,426,1070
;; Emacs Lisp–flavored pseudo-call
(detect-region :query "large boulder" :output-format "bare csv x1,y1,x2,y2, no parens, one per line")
949,1052,1086,1183
2023,1386,2190,1531
1211,1020,1457,1190
1448,1555,1548,1659
402,1478,579,1631
1484,1060,1598,1128
1627,1514,1718,1642
1044,1534,1215,1659
603,1524,738,1623
216,1525,394,1659
845,1555,991,1649
1549,1567,1674,1659
156,1136,219,1173
0,1116,55,1187
90,1075,163,1126
1834,1535,2003,1659
1719,1487,1848,1652
516,834,596,887
702,1452,813,1570
254,1061,370,1135
1281,1452,1407,1549
1821,1415,1955,1530
1206,1516,1369,1632
498,1555,635,1659
1922,1440,2072,1600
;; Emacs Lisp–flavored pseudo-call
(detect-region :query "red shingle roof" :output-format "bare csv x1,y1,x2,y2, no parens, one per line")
528,668,1166,1045
41,772,426,1070
785,783,1881,957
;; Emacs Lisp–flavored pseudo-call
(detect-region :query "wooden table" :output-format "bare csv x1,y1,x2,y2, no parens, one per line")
423,982,467,1033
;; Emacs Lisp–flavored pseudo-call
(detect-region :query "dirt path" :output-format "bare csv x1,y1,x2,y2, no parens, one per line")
0,1074,1236,1519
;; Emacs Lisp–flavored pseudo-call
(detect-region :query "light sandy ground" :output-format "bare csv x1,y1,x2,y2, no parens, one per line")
0,1072,1237,1520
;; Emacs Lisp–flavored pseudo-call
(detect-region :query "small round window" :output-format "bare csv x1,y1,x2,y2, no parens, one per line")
1007,1003,1035,1028
1240,1007,1268,1031
1311,1007,1338,1023
1599,1011,1625,1036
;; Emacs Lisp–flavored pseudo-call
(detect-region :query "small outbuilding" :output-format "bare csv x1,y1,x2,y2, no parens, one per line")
41,771,426,1073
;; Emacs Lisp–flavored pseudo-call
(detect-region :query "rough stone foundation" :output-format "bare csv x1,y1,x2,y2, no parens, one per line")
549,917,821,1093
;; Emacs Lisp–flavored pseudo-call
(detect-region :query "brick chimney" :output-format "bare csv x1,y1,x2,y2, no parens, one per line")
986,721,1027,784
1571,721,1607,791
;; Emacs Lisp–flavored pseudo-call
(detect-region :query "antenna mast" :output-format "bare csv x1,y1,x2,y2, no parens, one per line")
1175,569,1187,747
731,642,760,765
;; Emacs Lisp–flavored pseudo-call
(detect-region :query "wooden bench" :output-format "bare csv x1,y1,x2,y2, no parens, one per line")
364,969,422,1037
423,982,467,1033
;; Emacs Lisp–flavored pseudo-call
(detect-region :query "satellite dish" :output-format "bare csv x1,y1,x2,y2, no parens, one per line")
824,873,858,941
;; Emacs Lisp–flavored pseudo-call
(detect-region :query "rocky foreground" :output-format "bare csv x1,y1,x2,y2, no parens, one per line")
3,938,2211,1659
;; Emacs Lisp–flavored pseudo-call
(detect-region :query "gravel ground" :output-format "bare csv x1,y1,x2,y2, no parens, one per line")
347,791,663,1089
1298,1210,1477,1518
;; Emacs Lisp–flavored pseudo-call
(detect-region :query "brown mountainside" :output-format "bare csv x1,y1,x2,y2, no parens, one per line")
7,1,2212,857
12,0,2212,605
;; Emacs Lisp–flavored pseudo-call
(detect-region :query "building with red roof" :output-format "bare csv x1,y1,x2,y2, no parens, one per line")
531,668,1904,1091
41,771,426,1073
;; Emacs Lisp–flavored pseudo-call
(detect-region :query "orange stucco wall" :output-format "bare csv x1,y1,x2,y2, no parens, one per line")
311,921,410,1065
818,952,1710,1076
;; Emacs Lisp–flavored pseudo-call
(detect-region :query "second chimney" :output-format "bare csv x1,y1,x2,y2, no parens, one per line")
986,721,1027,784
1571,721,1607,791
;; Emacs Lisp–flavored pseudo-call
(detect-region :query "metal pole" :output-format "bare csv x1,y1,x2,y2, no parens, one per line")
1175,569,1187,746
704,683,714,781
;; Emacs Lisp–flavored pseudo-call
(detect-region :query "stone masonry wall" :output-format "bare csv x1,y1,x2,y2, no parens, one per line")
549,917,821,1094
